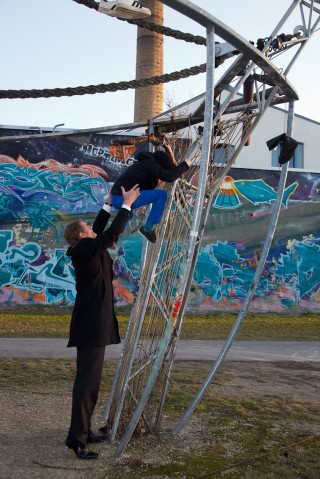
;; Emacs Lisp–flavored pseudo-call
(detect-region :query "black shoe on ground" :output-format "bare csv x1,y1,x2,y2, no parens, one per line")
65,439,99,460
88,431,110,443
138,226,157,244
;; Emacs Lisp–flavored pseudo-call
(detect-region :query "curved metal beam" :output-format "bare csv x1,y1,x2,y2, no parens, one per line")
162,0,299,101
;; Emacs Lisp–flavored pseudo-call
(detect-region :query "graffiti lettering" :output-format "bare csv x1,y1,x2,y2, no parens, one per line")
80,143,135,166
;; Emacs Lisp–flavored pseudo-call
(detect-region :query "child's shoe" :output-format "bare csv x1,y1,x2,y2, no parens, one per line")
138,226,156,244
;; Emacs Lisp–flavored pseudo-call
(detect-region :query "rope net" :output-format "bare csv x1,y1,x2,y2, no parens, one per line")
101,1,320,437
103,103,261,439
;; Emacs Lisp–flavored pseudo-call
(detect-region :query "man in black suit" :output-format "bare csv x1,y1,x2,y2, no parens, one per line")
64,184,140,460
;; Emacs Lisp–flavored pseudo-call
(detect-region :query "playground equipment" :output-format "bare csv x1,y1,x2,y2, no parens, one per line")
101,0,320,456
1,0,319,457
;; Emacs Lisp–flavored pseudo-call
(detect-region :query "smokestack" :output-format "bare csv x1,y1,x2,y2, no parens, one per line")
134,0,164,122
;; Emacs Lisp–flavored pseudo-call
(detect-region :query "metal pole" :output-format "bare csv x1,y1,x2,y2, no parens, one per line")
0,121,148,143
173,100,296,435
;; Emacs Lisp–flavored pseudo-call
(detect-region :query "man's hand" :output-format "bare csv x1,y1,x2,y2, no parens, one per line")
121,184,140,207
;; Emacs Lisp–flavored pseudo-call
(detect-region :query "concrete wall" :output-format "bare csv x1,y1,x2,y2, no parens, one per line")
0,126,319,312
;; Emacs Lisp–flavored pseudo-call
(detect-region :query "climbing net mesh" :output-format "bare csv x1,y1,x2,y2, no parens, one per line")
102,0,320,439
105,108,259,438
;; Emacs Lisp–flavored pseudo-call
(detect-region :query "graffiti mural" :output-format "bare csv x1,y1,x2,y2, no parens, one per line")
213,175,298,209
0,128,320,311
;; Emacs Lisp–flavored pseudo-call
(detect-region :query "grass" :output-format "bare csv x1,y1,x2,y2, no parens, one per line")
0,310,319,340
1,308,319,476
1,359,320,479
180,312,320,340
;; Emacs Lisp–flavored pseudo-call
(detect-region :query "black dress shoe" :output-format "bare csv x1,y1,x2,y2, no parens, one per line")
88,432,110,444
65,439,99,460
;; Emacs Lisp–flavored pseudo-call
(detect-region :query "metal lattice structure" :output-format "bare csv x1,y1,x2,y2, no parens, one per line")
101,0,320,456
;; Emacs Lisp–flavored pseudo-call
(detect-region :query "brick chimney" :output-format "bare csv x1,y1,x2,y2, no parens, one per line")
134,0,164,122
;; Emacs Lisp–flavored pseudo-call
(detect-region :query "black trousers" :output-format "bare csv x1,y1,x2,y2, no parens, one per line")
67,346,105,447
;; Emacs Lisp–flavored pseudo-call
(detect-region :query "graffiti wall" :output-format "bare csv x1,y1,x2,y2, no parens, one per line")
0,128,320,312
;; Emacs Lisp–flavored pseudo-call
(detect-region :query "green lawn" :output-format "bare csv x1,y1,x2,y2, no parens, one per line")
0,310,319,340
1,308,319,478
1,358,319,479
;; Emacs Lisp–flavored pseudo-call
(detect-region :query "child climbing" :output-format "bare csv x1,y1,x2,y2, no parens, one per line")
110,150,191,243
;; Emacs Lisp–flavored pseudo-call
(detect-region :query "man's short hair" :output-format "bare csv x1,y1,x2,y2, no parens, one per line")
64,220,83,247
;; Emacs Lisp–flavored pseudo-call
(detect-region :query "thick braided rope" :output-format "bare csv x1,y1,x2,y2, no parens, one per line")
119,18,206,45
0,1,207,100
0,65,206,99
73,0,207,45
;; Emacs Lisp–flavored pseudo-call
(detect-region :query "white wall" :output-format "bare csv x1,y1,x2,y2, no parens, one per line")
235,106,320,172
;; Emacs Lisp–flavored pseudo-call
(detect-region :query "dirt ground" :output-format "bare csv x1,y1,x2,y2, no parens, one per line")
0,361,319,479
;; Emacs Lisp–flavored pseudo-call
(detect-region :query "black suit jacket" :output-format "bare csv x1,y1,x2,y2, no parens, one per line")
66,207,131,348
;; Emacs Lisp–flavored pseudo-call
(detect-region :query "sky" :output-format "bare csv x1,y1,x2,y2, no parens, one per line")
1,0,319,130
